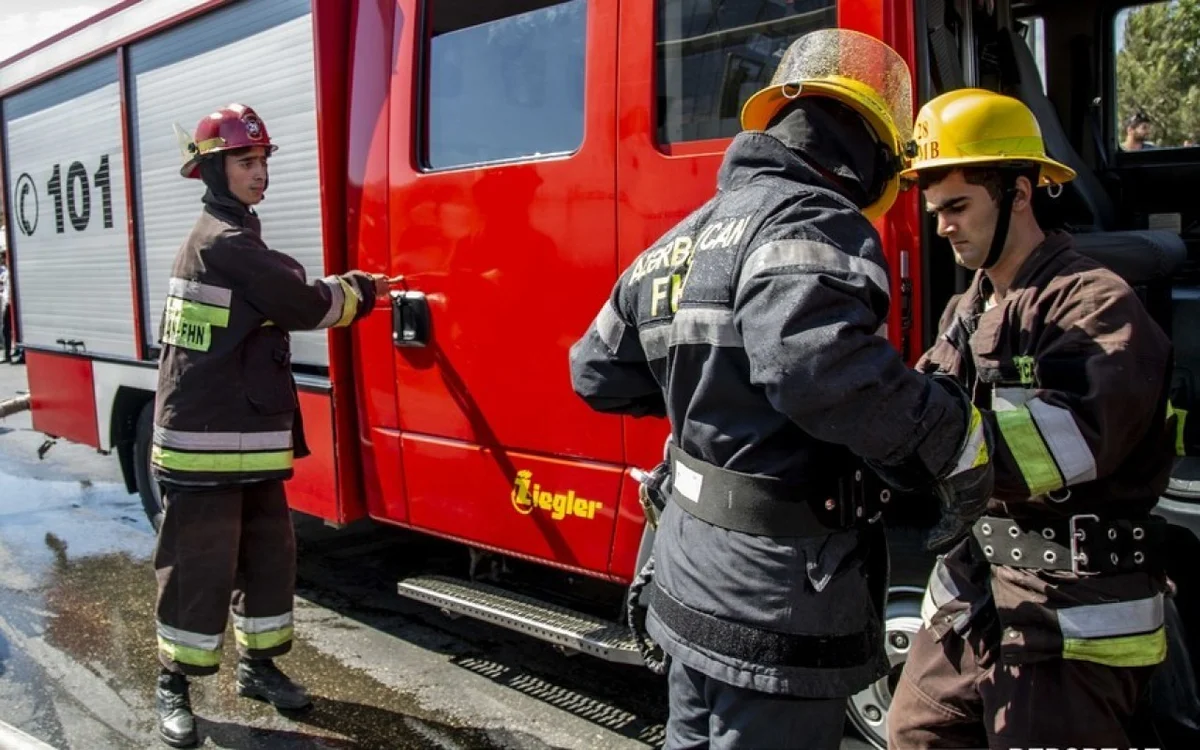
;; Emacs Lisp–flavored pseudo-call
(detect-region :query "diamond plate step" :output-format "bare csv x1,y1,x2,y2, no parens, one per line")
397,574,643,666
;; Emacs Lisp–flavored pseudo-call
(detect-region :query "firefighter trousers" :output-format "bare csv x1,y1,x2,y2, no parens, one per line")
664,660,845,750
154,481,296,676
889,608,1156,749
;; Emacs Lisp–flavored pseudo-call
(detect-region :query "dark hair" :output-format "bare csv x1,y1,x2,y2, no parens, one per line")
1126,110,1152,130
917,164,1041,201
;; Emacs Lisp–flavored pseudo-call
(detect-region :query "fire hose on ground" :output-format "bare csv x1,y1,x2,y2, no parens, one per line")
0,394,31,419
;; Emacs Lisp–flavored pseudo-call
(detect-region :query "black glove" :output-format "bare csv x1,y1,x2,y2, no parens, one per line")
925,398,995,552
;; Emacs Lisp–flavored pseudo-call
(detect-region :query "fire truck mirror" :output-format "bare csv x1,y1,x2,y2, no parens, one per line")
391,291,430,348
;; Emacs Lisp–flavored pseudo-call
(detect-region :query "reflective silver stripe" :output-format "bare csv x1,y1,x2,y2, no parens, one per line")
168,277,232,307
1057,594,1164,639
993,387,1032,412
315,277,347,329
232,612,294,634
736,240,890,302
920,560,961,626
595,301,626,354
673,307,741,347
154,427,293,452
639,324,671,361
157,622,223,651
1027,397,1097,486
947,408,987,478
638,308,741,361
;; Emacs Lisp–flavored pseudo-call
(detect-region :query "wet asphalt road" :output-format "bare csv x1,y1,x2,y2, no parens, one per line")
0,363,872,750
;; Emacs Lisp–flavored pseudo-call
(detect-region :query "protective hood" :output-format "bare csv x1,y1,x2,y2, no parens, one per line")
765,98,883,212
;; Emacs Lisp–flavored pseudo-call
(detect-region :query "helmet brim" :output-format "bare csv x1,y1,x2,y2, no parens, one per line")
899,154,1076,187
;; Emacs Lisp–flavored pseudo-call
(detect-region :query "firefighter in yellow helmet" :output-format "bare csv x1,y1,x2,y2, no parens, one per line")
570,31,993,749
890,89,1176,748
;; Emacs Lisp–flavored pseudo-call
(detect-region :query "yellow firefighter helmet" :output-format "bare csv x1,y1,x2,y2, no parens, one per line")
740,29,914,221
900,88,1075,186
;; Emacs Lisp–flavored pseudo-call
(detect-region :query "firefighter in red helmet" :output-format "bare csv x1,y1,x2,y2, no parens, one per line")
152,104,394,748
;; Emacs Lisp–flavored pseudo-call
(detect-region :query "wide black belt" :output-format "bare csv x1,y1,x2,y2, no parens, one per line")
971,514,1165,576
648,583,874,669
668,446,888,537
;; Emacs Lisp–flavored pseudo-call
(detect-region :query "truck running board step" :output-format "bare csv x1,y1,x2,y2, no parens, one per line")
397,574,643,666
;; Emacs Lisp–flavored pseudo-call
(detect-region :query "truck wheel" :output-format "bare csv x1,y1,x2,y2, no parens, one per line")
846,586,924,749
133,402,164,532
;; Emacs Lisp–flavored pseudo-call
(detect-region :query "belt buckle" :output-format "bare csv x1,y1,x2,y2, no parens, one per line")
1068,514,1101,577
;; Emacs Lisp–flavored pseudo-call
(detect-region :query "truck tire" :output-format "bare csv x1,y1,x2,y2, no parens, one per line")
846,586,924,749
133,402,164,532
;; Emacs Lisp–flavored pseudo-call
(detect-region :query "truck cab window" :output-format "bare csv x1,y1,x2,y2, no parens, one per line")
1114,1,1200,151
423,0,587,170
655,0,837,144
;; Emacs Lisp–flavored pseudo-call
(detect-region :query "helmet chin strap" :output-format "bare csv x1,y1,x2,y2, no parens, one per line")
981,170,1020,270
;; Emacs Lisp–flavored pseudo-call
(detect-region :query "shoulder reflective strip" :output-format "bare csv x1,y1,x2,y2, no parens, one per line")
151,446,294,473
234,625,294,651
158,637,223,667
157,623,223,651
168,277,232,308
995,407,1063,495
315,277,347,329
154,427,292,452
164,296,230,328
638,308,740,361
736,240,890,303
993,387,1031,412
1063,626,1167,668
595,301,626,354
232,612,293,635
332,277,360,328
1027,397,1097,486
947,406,990,477
1057,594,1164,640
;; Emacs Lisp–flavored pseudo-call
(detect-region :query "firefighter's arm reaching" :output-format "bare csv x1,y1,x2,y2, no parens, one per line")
733,236,983,484
204,229,392,331
568,272,666,418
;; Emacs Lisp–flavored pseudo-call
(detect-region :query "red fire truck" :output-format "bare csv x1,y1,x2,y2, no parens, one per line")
3,0,1200,745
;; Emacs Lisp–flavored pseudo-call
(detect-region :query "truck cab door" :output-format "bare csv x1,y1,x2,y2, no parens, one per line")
385,0,622,577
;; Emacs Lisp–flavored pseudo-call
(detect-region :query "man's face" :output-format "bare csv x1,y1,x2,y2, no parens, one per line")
225,147,269,205
1128,121,1152,144
924,171,1000,271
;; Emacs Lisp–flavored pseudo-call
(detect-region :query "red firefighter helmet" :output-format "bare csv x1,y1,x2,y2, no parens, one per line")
176,103,277,179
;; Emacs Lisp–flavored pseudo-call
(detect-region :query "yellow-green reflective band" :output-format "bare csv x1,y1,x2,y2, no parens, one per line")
1063,626,1167,668
996,407,1063,495
165,296,231,327
1168,401,1188,457
333,277,358,328
235,626,293,651
162,308,211,352
158,636,222,667
152,446,294,473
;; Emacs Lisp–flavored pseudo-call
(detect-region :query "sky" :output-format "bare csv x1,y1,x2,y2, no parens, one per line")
0,1,122,65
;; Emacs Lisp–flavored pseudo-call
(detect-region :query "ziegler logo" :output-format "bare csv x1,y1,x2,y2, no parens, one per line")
510,470,603,521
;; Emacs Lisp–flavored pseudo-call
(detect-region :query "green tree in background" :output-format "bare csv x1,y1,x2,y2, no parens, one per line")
1116,0,1200,146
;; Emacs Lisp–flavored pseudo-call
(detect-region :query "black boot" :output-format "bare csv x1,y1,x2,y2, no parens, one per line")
156,670,197,748
236,658,311,711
